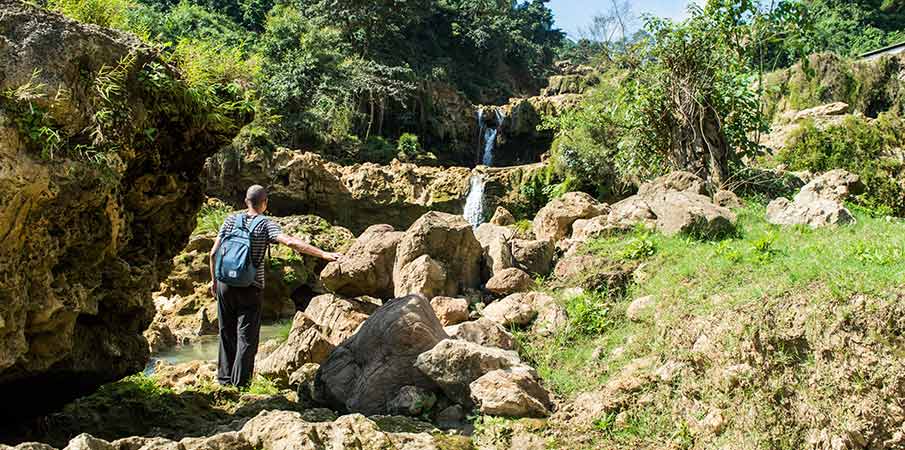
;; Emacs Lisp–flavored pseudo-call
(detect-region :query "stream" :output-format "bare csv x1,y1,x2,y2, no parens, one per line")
144,322,289,374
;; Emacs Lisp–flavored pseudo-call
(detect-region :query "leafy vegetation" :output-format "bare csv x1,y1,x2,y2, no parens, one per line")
194,202,233,235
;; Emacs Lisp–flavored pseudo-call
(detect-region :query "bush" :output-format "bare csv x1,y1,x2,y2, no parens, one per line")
777,114,905,216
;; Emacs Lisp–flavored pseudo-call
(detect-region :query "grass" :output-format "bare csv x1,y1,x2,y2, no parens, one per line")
243,375,279,396
522,201,905,449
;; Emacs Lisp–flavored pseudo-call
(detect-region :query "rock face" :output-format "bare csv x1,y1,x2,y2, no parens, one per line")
313,295,447,415
393,212,483,298
0,1,245,411
766,170,862,227
320,225,403,299
474,223,516,279
303,294,378,346
533,192,608,242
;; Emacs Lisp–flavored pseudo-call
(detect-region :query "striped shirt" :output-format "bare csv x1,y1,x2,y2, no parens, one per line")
217,213,283,289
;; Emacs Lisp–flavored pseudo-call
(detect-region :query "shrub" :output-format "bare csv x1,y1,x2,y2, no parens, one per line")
396,132,421,159
777,114,905,216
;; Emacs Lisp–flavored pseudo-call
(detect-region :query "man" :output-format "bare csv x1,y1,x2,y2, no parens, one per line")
209,185,341,387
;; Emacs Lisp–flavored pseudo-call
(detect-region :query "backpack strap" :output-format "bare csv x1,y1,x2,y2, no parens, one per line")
248,215,268,234
235,212,246,230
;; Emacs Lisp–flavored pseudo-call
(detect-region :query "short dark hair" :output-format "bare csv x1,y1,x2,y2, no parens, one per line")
245,185,268,210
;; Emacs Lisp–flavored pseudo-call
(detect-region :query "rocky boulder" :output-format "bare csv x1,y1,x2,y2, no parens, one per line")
256,313,334,384
470,368,554,418
430,297,469,326
766,170,862,227
303,294,379,346
474,223,516,279
647,191,737,237
482,292,566,335
445,318,518,351
489,207,516,226
533,192,608,242
320,225,403,299
415,339,529,407
510,238,555,276
0,0,247,410
313,295,447,415
485,268,536,296
393,212,482,298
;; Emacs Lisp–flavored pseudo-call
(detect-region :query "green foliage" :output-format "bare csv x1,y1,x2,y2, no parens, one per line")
777,114,905,215
564,291,613,337
194,203,232,235
47,0,140,34
360,136,396,164
395,133,436,163
243,375,279,395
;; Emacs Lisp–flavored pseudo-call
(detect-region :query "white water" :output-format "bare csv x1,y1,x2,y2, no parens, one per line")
463,173,486,228
477,108,504,167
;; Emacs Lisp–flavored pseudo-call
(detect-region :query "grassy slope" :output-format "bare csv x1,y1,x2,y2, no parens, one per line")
506,202,905,449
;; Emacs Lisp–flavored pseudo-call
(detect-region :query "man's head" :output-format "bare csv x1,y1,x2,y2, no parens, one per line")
245,185,268,213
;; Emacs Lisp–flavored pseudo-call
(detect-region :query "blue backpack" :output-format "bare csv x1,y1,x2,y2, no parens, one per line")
215,214,268,287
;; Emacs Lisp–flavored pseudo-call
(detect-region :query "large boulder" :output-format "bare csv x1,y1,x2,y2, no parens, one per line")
256,313,334,384
647,191,737,237
320,225,403,299
303,294,378,346
489,207,516,226
415,339,528,407
313,295,447,415
474,223,515,279
766,170,862,227
510,239,555,276
485,268,536,296
0,0,247,410
393,212,482,298
430,297,469,326
533,192,608,242
470,368,553,418
482,294,538,327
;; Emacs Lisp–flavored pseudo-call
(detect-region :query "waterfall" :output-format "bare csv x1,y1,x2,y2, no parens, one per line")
463,173,486,228
477,108,504,167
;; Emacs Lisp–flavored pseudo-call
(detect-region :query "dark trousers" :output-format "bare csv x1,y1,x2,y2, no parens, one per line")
216,283,263,387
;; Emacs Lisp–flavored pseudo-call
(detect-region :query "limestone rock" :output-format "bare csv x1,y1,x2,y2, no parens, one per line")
572,216,624,241
554,254,636,293
415,339,527,407
482,294,538,327
63,435,114,450
530,293,567,336
445,318,518,351
510,239,555,276
181,432,252,450
288,363,320,390
792,102,850,121
533,192,608,242
395,255,448,299
474,223,516,278
485,268,536,296
430,297,469,326
256,313,334,384
151,360,217,392
314,295,447,414
470,369,553,418
320,225,403,298
638,171,713,197
240,410,395,450
393,212,482,298
766,170,862,228
607,196,656,228
304,294,378,346
646,191,737,237
111,436,182,450
489,207,516,226
0,0,246,406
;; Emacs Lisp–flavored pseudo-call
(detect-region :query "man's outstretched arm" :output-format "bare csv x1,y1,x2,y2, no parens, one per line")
276,234,341,261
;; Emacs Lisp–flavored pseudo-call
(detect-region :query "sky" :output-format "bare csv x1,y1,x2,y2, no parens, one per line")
548,0,706,39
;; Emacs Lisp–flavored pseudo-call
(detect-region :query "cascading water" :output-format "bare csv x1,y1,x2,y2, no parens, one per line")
463,173,486,228
477,107,504,166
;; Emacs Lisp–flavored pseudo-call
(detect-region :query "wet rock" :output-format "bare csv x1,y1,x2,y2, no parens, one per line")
393,212,483,298
470,369,553,418
430,297,469,326
533,192,608,242
510,239,555,276
256,313,334,384
415,339,528,407
320,225,403,299
314,295,447,414
485,268,536,296
445,318,518,351
474,223,515,278
489,207,516,226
